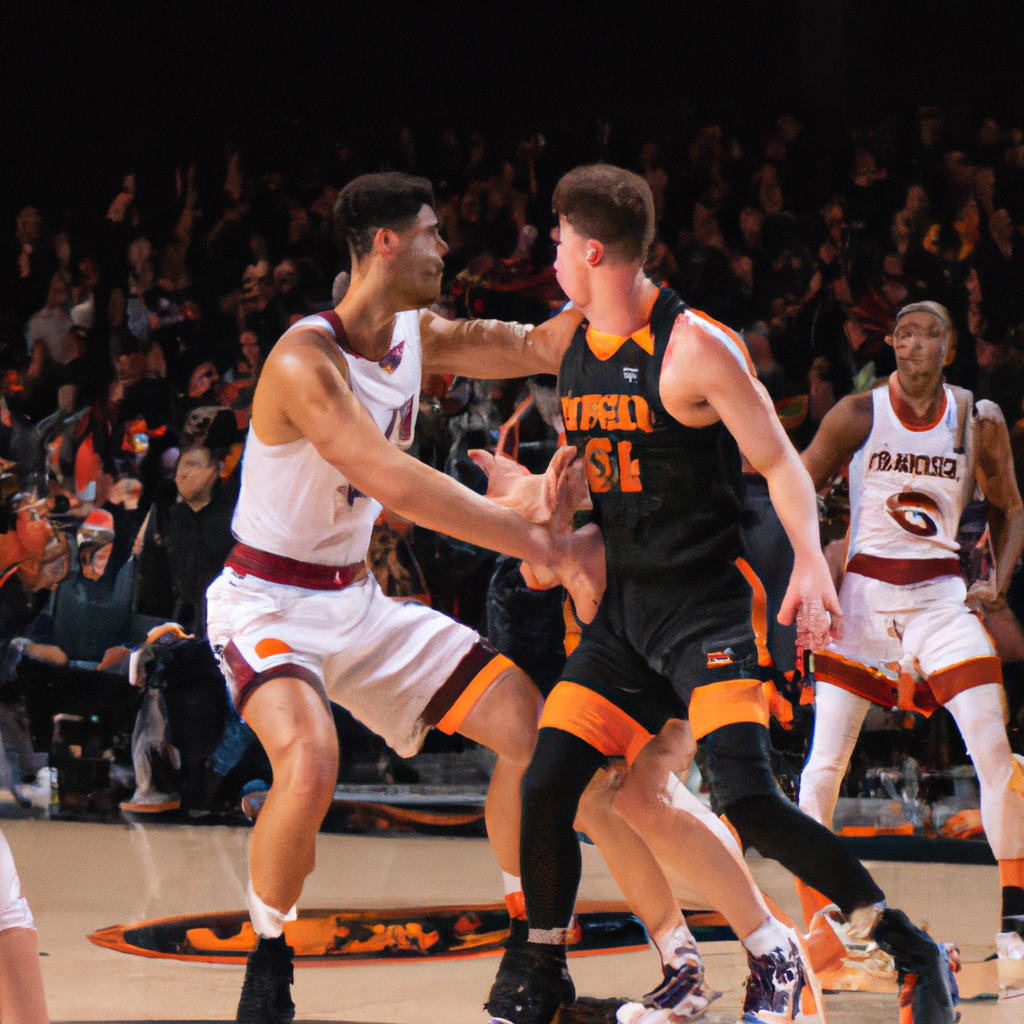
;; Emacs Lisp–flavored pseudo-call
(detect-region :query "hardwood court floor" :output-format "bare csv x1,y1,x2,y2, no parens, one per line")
4,818,1015,1022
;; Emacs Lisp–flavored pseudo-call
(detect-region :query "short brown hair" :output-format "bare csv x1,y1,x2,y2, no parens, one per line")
552,164,654,264
334,172,435,261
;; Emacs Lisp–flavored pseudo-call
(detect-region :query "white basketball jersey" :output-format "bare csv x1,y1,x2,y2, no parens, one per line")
847,383,976,562
231,310,423,566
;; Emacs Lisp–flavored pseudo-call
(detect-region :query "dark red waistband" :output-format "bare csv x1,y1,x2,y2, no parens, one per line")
225,542,367,590
846,553,962,586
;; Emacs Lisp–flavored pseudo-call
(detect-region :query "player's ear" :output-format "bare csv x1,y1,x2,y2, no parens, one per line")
585,240,604,266
884,333,894,348
373,226,399,259
943,326,958,367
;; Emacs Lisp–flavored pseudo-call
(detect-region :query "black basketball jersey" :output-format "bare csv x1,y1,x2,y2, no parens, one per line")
559,287,745,577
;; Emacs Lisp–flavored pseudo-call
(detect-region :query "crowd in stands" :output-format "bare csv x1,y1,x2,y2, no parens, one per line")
1,103,1023,816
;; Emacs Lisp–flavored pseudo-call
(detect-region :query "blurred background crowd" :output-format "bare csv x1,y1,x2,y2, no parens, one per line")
1,1,1022,831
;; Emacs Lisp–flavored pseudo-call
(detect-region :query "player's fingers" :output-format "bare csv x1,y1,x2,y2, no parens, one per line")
828,607,843,641
777,587,800,626
467,449,495,475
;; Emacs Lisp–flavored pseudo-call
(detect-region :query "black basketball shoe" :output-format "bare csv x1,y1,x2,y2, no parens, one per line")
873,908,958,1024
236,934,296,1024
485,941,575,1024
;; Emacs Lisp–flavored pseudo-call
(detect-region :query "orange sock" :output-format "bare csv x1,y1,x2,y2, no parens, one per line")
999,858,1024,891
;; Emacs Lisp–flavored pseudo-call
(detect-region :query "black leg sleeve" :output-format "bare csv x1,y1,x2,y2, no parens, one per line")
702,723,885,915
520,727,608,931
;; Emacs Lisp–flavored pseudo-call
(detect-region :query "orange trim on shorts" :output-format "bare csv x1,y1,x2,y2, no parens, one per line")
434,654,514,735
813,651,895,706
1000,858,1024,890
928,655,1002,705
563,596,581,656
735,557,772,667
687,678,769,741
539,681,653,765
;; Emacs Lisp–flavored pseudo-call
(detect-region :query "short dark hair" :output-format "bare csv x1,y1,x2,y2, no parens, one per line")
334,173,435,261
552,164,655,264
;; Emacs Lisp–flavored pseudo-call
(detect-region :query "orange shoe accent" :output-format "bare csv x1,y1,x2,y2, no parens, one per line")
1000,858,1024,890
940,809,985,840
435,654,513,734
804,910,847,976
795,878,833,933
687,678,769,741
539,681,653,764
504,891,526,921
254,637,293,659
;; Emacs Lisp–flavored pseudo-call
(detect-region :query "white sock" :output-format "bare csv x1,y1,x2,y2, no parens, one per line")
502,871,522,896
741,915,792,959
529,926,570,946
246,879,297,939
654,920,697,965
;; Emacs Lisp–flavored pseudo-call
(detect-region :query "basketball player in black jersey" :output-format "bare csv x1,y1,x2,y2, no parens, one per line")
460,165,957,1024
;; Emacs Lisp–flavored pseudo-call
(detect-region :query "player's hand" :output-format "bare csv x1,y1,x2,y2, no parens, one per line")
546,449,605,622
779,552,843,652
966,577,1004,612
468,448,551,522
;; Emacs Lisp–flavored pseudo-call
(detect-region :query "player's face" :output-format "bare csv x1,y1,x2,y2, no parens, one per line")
890,312,948,375
552,217,592,307
392,205,448,306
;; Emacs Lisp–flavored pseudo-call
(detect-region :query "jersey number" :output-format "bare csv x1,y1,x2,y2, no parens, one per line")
585,438,642,493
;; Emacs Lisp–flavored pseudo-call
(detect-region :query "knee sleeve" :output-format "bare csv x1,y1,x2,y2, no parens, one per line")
0,830,34,932
698,722,778,810
520,728,607,931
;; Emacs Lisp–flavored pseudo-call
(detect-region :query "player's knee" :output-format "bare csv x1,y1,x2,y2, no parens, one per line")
700,722,777,812
575,768,617,832
633,718,694,777
273,733,338,806
611,767,669,834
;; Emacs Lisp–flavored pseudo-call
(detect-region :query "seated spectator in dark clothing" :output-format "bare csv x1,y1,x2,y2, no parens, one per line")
158,427,238,636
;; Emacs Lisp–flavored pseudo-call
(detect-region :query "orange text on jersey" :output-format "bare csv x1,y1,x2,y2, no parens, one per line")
585,438,642,493
561,394,655,433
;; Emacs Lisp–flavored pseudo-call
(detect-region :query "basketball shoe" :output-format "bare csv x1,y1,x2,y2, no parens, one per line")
741,928,823,1023
872,907,958,1024
485,942,575,1024
615,929,721,1023
236,934,295,1024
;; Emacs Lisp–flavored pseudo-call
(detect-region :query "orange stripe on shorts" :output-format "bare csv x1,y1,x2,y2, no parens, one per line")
435,654,514,735
539,681,653,764
687,678,769,741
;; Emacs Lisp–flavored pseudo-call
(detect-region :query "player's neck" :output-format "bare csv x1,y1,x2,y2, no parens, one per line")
889,370,945,427
334,273,405,361
580,271,658,337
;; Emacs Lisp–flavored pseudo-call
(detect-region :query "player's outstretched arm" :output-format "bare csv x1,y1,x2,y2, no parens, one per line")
973,400,1024,609
469,445,598,593
659,317,841,647
267,336,605,619
419,306,581,379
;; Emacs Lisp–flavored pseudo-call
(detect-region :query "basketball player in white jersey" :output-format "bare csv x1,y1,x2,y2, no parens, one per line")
205,173,605,1023
0,828,48,1023
798,301,1024,994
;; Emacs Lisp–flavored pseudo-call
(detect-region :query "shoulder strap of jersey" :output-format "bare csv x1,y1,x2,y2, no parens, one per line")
319,310,358,356
953,388,973,454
